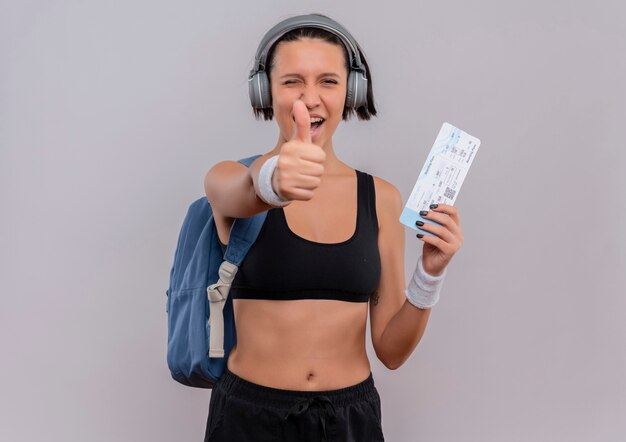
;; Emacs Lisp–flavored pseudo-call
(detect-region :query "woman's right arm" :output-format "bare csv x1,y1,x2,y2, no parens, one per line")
205,155,277,245
204,156,273,219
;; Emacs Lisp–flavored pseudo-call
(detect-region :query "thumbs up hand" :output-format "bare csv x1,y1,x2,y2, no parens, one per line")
291,98,313,144
271,100,326,201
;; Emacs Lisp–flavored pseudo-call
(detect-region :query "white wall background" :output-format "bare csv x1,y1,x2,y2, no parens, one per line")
1,0,625,441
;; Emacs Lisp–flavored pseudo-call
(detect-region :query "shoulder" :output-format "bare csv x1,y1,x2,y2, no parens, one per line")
371,175,402,211
369,174,403,228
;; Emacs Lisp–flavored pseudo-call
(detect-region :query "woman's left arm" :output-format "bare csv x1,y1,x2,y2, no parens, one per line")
370,178,463,370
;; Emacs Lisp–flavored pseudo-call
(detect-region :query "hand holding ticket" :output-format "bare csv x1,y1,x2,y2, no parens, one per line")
400,122,481,235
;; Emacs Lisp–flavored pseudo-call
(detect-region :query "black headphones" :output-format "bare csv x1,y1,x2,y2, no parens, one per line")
248,14,368,110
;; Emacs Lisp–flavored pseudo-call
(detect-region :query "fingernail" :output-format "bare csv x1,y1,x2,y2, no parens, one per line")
419,210,428,217
415,220,424,227
416,233,424,238
430,204,438,209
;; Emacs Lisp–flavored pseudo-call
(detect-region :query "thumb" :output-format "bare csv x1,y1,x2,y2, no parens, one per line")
291,100,311,143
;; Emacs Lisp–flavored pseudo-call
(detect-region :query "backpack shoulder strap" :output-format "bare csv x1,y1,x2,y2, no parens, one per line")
206,154,268,358
237,154,262,168
223,154,266,265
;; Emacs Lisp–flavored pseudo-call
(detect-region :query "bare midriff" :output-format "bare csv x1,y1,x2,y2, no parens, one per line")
228,298,371,391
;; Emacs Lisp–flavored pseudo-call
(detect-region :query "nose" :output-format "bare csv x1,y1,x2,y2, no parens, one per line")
299,84,321,109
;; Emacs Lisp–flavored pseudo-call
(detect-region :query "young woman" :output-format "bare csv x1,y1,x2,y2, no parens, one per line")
203,14,463,442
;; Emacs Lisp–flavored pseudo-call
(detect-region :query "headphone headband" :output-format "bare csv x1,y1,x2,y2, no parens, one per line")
249,14,366,79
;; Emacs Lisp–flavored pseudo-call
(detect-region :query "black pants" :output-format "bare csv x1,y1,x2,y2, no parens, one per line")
205,368,385,442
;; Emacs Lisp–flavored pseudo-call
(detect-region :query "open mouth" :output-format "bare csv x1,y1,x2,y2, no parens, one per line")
310,117,325,131
292,116,325,133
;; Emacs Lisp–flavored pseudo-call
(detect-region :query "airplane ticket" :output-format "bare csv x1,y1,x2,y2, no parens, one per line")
400,122,481,235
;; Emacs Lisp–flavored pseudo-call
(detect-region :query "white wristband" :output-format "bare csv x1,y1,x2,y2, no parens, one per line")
405,255,447,309
258,155,290,207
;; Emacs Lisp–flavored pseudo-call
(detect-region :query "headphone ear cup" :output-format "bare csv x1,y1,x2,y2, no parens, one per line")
249,71,272,109
346,70,368,110
346,71,356,109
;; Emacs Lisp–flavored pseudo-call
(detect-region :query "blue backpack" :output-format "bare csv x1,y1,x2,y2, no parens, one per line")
166,155,266,388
